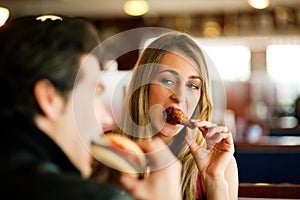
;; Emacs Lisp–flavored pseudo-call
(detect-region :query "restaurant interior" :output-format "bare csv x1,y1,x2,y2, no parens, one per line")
1,0,300,199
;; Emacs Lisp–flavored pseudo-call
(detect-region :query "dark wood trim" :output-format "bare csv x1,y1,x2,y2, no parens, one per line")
239,183,300,198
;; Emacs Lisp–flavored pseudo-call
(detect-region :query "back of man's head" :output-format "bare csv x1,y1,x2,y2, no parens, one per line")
0,16,100,121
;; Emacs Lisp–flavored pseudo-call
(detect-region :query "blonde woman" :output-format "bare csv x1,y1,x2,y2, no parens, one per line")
116,31,238,200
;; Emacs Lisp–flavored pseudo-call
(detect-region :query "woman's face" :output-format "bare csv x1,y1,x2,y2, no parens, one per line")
148,52,202,143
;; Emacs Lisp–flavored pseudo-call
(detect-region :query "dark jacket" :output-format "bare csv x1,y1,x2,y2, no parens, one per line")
0,117,133,200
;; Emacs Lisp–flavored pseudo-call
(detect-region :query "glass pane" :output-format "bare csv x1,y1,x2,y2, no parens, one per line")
266,45,300,106
202,45,251,81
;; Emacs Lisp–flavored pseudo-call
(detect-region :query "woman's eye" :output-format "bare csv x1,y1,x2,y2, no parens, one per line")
161,78,175,85
186,82,199,90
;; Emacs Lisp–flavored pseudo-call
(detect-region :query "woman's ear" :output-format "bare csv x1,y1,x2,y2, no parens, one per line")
33,79,64,121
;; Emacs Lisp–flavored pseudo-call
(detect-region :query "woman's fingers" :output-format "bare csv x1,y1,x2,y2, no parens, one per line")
206,126,228,138
191,120,217,129
185,128,209,159
186,121,234,154
206,131,232,150
191,121,233,151
185,127,195,146
191,120,217,137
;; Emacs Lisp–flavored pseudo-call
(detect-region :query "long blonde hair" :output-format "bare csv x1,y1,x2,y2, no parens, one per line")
116,31,213,200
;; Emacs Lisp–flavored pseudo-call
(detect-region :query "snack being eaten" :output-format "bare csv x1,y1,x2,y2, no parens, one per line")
164,106,195,129
91,133,149,180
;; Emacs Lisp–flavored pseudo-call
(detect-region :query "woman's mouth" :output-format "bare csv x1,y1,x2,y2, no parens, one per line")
162,106,195,129
163,106,183,125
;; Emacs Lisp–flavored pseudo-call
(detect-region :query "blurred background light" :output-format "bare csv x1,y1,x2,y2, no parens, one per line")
247,0,270,9
203,21,221,37
36,15,63,22
0,7,9,27
124,0,149,16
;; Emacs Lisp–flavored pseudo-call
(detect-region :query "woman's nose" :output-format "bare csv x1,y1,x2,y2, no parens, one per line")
170,84,185,103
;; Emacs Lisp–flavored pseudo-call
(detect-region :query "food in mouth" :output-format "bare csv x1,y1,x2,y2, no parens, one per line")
163,106,195,128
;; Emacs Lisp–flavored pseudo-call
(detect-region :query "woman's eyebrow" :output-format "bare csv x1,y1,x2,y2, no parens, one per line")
190,75,201,80
158,69,179,75
159,69,201,81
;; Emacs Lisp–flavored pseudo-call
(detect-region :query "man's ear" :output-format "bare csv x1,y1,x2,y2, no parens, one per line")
33,79,64,121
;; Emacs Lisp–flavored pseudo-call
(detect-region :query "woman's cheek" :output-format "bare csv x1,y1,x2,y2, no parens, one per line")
149,103,165,133
187,93,200,117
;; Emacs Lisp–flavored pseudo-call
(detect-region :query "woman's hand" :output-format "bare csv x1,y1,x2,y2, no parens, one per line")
120,137,182,200
185,120,236,200
186,120,234,176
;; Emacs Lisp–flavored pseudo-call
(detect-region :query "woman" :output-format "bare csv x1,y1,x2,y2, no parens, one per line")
115,31,238,200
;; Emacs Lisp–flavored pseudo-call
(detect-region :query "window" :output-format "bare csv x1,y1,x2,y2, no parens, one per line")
143,38,251,82
202,45,251,81
267,45,300,106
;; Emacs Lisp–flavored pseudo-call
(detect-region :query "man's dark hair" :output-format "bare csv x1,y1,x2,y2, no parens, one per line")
0,16,100,120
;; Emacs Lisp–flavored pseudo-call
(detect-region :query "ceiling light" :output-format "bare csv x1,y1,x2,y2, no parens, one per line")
36,15,63,22
247,0,270,9
124,0,149,16
0,7,9,27
203,21,221,37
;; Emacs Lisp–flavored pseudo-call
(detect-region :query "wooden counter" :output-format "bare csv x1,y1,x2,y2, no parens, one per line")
239,183,300,199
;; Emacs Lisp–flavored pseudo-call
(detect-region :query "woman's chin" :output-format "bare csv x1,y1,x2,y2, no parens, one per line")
159,124,182,138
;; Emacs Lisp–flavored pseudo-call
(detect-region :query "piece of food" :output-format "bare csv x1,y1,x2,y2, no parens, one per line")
164,106,195,128
90,133,149,180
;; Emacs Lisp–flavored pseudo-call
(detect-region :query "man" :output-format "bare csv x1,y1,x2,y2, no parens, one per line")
0,16,181,200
